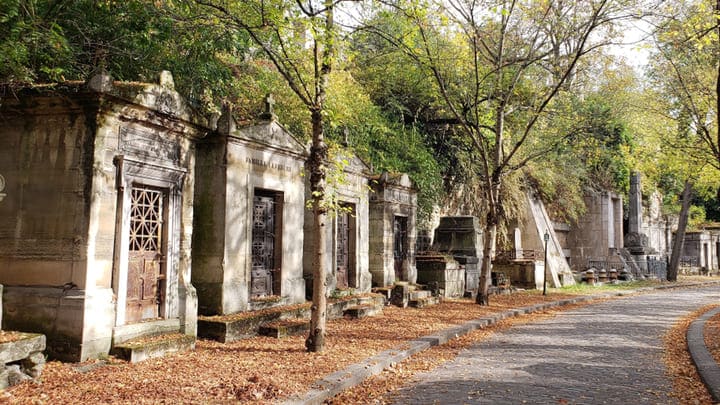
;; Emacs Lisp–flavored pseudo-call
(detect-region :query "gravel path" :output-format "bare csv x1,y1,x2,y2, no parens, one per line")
389,285,720,404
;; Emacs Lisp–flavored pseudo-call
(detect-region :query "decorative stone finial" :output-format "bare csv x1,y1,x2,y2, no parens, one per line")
342,127,350,147
260,93,277,121
158,70,175,90
217,103,236,135
87,72,114,93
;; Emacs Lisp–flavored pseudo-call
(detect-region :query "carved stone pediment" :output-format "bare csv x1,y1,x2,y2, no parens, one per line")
234,120,307,156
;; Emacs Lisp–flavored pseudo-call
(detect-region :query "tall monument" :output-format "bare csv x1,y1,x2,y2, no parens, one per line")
624,173,653,255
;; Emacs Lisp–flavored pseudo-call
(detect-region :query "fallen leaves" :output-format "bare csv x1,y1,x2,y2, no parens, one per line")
0,331,25,344
663,304,716,405
5,292,577,404
4,283,713,404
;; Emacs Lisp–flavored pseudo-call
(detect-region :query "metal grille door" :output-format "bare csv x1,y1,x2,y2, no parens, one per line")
394,216,408,281
127,185,166,323
251,195,275,296
336,211,349,289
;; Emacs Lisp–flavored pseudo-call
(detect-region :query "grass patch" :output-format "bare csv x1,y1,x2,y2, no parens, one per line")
553,280,662,294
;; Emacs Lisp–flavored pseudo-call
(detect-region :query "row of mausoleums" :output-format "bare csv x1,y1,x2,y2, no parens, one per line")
0,73,418,361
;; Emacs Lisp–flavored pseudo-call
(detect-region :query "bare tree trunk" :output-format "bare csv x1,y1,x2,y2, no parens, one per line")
305,109,329,352
477,219,498,305
668,180,692,282
477,180,500,305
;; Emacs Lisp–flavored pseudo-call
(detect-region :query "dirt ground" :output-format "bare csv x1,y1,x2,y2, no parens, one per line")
3,279,717,404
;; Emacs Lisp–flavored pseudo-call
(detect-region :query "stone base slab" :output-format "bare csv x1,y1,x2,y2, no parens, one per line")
0,332,46,389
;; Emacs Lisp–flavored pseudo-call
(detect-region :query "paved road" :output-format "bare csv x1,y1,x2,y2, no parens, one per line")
389,286,720,404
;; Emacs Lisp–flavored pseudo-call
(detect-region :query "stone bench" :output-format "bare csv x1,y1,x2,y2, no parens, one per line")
0,332,46,389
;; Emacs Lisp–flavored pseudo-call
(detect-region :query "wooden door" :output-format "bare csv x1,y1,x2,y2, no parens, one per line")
251,195,275,297
336,210,350,289
127,185,166,323
393,216,408,281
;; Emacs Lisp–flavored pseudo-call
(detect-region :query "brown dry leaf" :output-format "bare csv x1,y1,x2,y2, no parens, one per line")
4,283,712,404
663,304,715,405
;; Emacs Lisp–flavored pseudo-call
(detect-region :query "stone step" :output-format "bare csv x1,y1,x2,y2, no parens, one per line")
356,294,386,306
199,294,385,342
111,333,195,363
258,319,310,338
409,296,440,308
371,287,393,301
343,304,383,319
409,290,432,300
198,303,311,343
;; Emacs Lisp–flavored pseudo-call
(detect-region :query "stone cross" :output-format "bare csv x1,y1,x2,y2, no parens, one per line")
262,93,276,119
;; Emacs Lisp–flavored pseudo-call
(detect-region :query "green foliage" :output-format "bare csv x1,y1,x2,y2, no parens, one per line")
0,1,245,112
566,95,634,193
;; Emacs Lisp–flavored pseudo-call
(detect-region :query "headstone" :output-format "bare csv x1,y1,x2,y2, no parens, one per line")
513,227,523,259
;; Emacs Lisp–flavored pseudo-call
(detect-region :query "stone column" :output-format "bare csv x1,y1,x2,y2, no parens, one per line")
629,172,642,234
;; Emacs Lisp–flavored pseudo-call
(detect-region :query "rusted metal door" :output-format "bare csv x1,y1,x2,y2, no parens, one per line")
393,216,408,281
127,185,166,323
336,210,349,289
251,195,275,296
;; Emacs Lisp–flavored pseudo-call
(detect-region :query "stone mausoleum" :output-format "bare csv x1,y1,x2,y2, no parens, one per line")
303,150,373,295
192,102,307,315
368,173,418,287
0,72,207,361
564,189,624,270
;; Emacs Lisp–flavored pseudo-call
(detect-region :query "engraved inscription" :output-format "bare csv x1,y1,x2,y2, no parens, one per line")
245,156,292,173
119,126,180,165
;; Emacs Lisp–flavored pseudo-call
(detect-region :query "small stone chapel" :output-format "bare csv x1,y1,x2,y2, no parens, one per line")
368,172,419,287
191,99,308,316
0,72,208,361
302,148,373,295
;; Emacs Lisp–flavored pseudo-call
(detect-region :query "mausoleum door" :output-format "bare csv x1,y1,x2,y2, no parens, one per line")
393,216,408,281
336,210,350,289
126,185,167,323
251,194,277,297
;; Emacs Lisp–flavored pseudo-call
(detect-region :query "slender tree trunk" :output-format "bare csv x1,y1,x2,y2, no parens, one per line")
305,109,329,352
668,180,693,282
477,180,501,305
477,215,498,305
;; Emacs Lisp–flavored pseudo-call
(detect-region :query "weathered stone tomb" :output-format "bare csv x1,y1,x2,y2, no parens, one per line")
0,72,206,361
563,189,624,271
303,151,373,295
192,103,307,315
678,229,720,273
368,173,418,286
416,216,484,297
